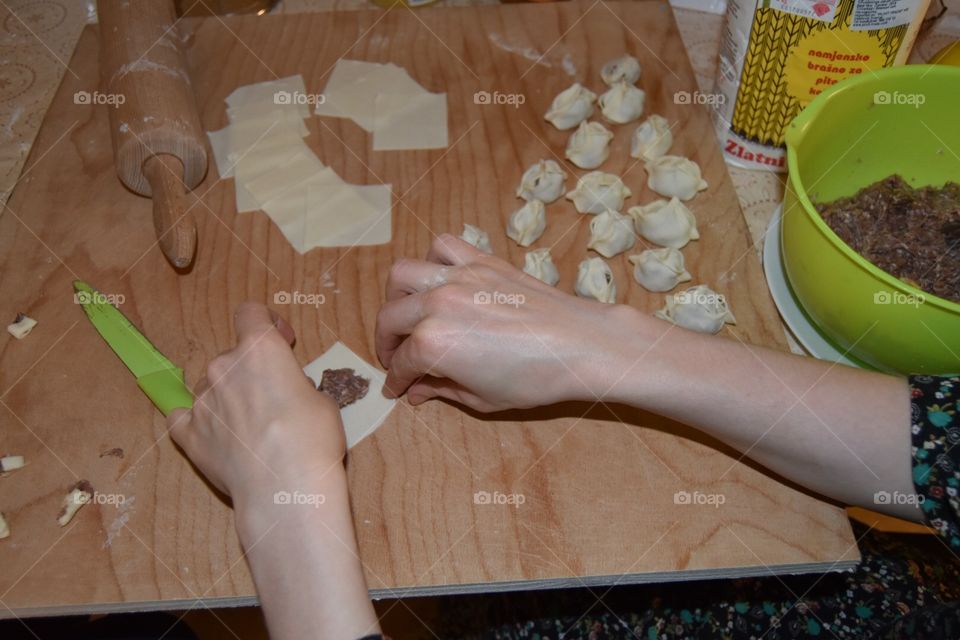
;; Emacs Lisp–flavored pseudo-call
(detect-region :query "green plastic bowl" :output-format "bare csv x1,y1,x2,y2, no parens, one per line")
782,65,960,375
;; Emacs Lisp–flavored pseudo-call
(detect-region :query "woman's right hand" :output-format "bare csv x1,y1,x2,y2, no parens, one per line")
375,234,656,412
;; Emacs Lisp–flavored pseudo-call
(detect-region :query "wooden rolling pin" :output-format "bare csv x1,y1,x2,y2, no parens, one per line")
98,0,207,269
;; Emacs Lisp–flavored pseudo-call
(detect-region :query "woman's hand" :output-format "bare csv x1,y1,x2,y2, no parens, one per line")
376,234,653,412
168,303,380,639
167,302,345,512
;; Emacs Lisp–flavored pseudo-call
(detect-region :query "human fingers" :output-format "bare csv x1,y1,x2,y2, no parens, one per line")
375,293,427,369
385,259,449,301
426,233,486,266
234,302,284,346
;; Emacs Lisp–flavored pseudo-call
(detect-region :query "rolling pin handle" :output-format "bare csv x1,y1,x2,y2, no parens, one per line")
143,153,197,269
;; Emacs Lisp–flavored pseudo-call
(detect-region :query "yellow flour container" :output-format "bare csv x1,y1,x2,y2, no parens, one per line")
712,0,930,172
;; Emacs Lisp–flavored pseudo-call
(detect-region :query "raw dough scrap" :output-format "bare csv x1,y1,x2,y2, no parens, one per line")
372,91,448,151
303,342,396,449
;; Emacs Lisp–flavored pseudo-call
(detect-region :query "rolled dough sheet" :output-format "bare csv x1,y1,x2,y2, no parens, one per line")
303,342,396,449
314,60,428,132
225,74,310,119
236,182,259,213
262,188,307,253
304,183,393,250
226,108,309,136
372,91,448,151
207,127,234,178
244,150,336,204
260,170,349,253
234,143,308,213
228,101,308,124
208,120,306,182
226,116,308,150
209,125,304,180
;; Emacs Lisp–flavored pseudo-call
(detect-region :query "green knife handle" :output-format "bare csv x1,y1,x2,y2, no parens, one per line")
136,368,194,416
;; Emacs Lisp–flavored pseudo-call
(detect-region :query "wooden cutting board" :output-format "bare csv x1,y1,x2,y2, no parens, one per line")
0,0,857,617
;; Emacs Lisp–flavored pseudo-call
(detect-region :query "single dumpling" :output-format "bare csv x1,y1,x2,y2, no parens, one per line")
598,82,645,124
565,171,632,214
516,159,567,203
588,209,636,258
575,257,616,304
460,223,493,254
544,83,596,130
523,248,560,287
628,247,691,292
630,115,672,162
565,121,614,170
645,155,708,201
600,55,641,86
628,197,699,249
654,285,736,334
506,199,547,247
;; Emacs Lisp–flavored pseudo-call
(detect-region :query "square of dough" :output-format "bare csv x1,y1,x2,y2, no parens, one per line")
264,189,307,253
314,60,427,132
231,109,309,137
227,101,307,125
225,74,310,119
235,181,260,213
261,170,348,253
234,143,308,213
303,341,396,449
206,127,234,178
208,117,307,184
244,149,334,205
226,115,308,152
372,91,448,151
262,189,312,254
304,183,393,250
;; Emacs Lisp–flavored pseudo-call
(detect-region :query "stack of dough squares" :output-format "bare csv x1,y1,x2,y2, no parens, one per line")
313,59,448,151
206,74,393,253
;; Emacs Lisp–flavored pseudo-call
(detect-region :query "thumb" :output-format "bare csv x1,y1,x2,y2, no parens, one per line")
166,406,193,448
234,302,295,346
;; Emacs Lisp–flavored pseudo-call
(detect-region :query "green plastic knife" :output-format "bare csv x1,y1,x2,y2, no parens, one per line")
73,280,193,416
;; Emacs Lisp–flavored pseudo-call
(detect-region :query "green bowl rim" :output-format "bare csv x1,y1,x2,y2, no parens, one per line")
785,64,960,315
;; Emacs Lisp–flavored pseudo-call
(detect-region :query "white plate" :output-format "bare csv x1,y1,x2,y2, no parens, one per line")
763,205,861,368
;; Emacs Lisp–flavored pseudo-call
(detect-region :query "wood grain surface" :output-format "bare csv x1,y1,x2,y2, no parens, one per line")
0,0,857,617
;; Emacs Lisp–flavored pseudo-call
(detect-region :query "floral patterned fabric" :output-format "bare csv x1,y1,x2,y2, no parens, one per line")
437,375,960,640
910,375,960,549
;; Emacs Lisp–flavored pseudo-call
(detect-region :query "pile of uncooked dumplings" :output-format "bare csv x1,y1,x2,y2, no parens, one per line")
458,55,735,335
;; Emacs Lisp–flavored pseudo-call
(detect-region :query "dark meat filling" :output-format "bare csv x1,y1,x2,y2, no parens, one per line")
816,175,960,303
319,368,370,408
